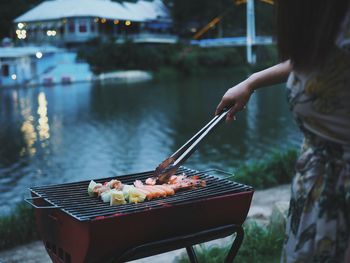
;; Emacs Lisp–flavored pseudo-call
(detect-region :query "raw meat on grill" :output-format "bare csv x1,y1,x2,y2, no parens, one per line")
145,177,157,185
167,174,206,190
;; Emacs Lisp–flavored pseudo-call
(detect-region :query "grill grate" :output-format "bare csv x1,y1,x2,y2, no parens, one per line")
29,167,253,222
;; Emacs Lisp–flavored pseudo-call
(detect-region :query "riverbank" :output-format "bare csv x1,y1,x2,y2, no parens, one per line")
1,42,277,88
94,70,153,84
0,184,291,263
0,46,154,88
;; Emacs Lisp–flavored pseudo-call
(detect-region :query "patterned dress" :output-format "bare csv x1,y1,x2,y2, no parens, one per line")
281,47,350,263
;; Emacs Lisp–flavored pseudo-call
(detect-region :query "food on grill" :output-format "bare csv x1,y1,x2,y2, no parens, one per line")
88,179,125,200
105,179,123,190
94,185,111,197
122,184,135,200
110,190,127,205
101,191,112,203
88,174,206,206
87,180,102,197
128,189,147,204
145,177,157,185
166,174,206,190
134,180,175,198
122,185,147,203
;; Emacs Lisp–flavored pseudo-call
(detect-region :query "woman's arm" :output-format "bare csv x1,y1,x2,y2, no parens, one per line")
216,60,292,122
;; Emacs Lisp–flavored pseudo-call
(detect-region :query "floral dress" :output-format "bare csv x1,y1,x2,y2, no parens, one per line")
281,47,350,263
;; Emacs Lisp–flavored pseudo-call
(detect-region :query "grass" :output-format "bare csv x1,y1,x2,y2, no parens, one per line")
0,202,38,251
176,220,285,263
233,148,298,190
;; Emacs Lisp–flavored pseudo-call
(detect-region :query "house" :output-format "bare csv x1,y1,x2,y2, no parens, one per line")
0,48,33,87
0,46,79,87
13,0,176,46
0,46,61,87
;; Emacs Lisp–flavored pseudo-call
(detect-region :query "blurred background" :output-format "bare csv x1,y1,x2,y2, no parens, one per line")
0,0,302,215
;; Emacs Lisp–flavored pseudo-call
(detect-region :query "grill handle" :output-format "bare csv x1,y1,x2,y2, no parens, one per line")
202,169,235,179
25,196,61,209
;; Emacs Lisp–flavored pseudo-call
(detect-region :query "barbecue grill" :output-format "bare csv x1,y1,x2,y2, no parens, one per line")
26,167,254,263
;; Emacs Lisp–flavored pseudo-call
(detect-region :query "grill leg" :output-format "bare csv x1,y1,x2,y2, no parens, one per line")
186,246,199,263
225,225,244,263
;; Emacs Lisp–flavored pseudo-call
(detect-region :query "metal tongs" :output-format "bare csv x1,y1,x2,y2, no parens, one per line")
153,108,231,184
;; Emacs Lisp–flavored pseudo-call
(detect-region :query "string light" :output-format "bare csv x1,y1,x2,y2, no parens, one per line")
36,52,43,59
46,30,57,36
16,29,27,39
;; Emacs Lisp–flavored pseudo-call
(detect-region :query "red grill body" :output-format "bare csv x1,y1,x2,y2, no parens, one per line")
28,167,254,263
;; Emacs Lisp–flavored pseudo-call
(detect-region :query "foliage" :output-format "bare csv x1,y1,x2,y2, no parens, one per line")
0,0,43,39
233,148,298,190
235,220,284,262
77,42,251,75
177,244,229,263
78,40,174,73
0,203,38,251
176,220,284,263
170,0,243,36
170,0,274,38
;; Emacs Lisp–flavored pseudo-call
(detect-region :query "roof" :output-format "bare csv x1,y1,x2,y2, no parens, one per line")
122,0,169,21
14,0,169,23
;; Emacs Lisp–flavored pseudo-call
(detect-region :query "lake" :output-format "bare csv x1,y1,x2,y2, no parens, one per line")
0,71,301,214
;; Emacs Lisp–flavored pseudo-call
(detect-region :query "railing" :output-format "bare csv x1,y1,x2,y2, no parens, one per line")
116,33,178,44
191,36,274,47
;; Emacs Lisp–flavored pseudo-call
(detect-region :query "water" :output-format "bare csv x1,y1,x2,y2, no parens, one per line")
0,72,301,214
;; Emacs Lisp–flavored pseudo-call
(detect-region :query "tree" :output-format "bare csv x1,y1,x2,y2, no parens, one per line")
0,0,43,39
169,0,246,38
168,0,274,39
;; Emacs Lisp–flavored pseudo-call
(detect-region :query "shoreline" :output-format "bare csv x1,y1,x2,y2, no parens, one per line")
0,70,153,89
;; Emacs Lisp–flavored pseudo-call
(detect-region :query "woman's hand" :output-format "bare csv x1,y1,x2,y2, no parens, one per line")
215,61,292,122
215,79,254,122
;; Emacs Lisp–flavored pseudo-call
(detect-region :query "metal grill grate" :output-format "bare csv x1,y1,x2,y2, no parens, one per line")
29,167,253,222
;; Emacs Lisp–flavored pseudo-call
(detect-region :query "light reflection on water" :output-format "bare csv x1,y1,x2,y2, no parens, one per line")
0,74,301,214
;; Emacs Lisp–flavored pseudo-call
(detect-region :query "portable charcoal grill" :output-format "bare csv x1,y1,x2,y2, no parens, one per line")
26,167,254,263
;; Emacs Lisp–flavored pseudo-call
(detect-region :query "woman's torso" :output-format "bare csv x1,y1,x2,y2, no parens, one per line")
287,47,350,159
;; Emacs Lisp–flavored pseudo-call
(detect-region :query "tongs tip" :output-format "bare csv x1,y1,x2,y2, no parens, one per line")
153,108,231,184
152,157,176,184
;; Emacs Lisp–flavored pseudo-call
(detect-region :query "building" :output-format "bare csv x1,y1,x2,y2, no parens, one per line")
13,0,176,46
0,48,34,87
0,46,62,86
0,46,93,87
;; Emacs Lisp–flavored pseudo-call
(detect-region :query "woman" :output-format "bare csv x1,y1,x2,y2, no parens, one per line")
215,0,350,262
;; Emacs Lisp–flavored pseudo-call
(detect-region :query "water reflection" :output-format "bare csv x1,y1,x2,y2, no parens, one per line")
37,92,50,142
20,95,37,156
0,74,301,214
